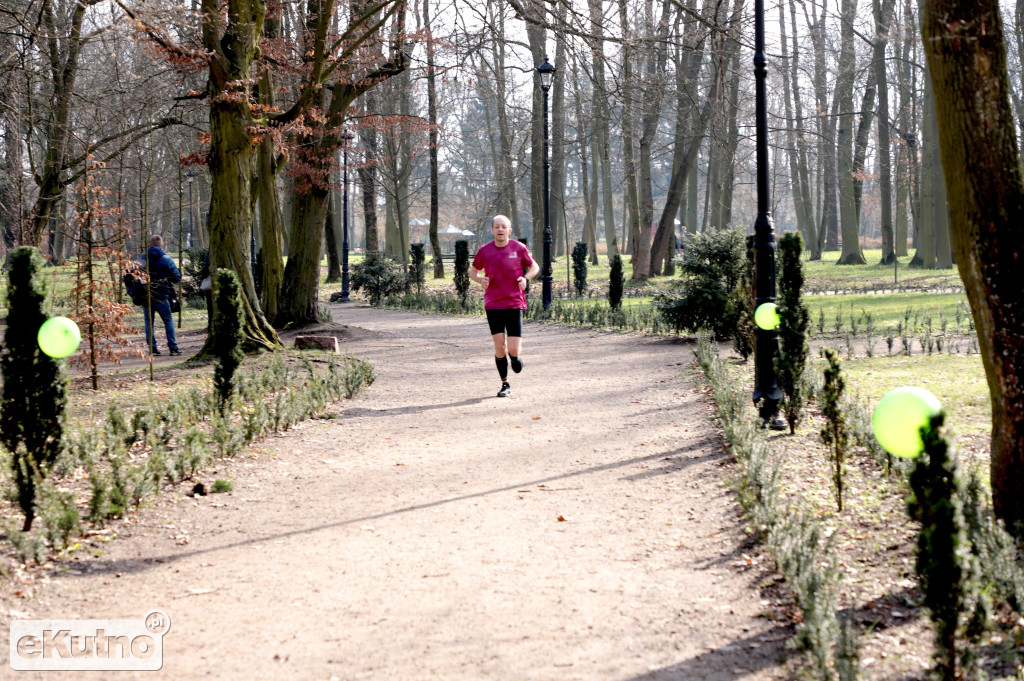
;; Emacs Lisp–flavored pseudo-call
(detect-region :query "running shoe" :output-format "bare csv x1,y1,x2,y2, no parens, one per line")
497,382,511,397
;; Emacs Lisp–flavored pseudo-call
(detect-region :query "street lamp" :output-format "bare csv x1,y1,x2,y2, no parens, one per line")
538,57,556,310
339,127,355,303
751,0,785,429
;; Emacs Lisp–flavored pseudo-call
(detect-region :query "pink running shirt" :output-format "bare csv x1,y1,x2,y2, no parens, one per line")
472,240,536,309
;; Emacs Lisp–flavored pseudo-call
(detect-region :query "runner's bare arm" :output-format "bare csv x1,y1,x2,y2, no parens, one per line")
470,267,489,288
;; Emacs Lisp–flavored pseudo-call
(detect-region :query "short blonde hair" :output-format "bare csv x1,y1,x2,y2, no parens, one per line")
492,214,511,229
148,235,164,248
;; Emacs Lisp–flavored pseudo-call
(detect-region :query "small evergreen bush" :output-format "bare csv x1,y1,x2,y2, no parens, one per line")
213,269,245,411
571,241,588,297
351,251,407,306
608,254,624,310
409,243,426,294
776,232,810,433
655,228,745,337
820,349,849,512
908,413,973,681
0,248,68,531
725,235,755,360
453,240,470,304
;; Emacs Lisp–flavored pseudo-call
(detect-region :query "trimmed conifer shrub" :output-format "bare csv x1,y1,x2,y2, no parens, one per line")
608,254,624,310
776,232,810,433
351,251,407,306
409,243,426,294
453,240,470,304
654,228,745,337
908,413,969,681
571,241,588,297
213,269,245,410
820,349,849,512
0,247,69,531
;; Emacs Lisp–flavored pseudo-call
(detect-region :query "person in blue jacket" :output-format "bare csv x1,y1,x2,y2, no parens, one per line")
136,235,183,356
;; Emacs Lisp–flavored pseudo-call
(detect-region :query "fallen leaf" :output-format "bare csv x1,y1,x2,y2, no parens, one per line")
557,515,566,522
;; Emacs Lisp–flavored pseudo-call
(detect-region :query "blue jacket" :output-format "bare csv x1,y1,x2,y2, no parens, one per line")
139,246,182,299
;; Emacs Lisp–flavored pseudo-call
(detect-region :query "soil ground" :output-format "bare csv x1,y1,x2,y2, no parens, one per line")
1,304,795,680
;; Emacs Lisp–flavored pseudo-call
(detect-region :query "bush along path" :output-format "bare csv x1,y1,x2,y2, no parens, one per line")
0,304,794,680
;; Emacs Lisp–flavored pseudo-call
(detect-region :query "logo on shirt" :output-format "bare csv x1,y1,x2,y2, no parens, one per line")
508,249,517,258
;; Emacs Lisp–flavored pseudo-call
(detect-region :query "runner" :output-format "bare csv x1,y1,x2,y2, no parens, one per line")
470,215,539,397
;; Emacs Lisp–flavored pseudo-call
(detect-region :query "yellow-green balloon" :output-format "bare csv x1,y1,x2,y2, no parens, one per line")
871,387,942,458
754,303,780,330
37,316,81,359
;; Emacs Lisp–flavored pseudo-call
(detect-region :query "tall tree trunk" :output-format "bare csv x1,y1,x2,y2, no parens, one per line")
779,0,814,252
256,6,285,321
573,63,598,266
522,0,546,250
875,0,896,264
424,0,443,277
617,0,642,264
634,0,674,280
652,0,733,261
359,95,380,253
894,0,916,257
550,2,568,260
589,0,618,261
921,0,1024,534
489,2,523,237
835,0,866,264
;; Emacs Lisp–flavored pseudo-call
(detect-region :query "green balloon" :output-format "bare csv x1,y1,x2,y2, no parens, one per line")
871,387,942,458
754,303,780,330
37,316,81,359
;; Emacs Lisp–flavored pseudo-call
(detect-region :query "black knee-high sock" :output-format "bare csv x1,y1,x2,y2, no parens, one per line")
495,356,509,381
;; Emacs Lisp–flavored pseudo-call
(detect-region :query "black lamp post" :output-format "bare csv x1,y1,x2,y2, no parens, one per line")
538,57,556,310
340,128,355,302
186,170,195,248
177,167,184,326
751,0,785,429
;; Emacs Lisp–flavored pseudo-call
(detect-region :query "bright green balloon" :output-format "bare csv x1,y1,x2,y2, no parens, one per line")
871,387,942,458
37,316,81,359
754,303,780,330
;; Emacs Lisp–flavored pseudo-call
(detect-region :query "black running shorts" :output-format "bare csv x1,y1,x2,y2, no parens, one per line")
486,309,523,337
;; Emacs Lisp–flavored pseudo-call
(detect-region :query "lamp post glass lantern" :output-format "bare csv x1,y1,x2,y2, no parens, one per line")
340,128,355,302
538,57,556,310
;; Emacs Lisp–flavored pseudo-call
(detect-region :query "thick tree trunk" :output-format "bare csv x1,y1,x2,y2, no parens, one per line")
201,0,279,351
922,0,1024,533
359,95,380,253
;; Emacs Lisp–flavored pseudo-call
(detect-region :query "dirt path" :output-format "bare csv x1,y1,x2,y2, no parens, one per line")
3,305,792,680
